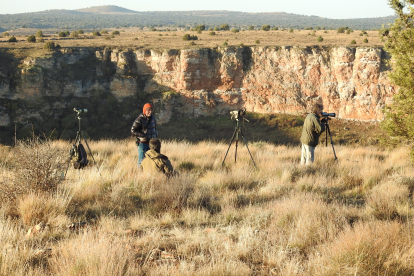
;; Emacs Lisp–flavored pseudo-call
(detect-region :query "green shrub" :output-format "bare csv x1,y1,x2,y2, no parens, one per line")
363,38,368,43
289,28,294,33
223,41,228,46
272,27,279,30
337,27,347,33
35,30,43,37
195,25,205,32
350,39,357,44
27,35,36,43
261,24,270,31
231,28,239,33
255,39,260,44
8,36,17,42
70,31,78,38
182,34,198,41
58,31,66,37
43,41,56,51
189,41,196,46
317,35,323,42
220,23,230,30
101,30,108,34
77,29,84,34
213,27,219,31
3,31,9,37
248,25,254,30
209,31,216,36
93,31,101,36
112,31,120,35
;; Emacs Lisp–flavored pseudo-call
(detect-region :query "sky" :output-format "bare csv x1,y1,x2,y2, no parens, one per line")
1,0,395,19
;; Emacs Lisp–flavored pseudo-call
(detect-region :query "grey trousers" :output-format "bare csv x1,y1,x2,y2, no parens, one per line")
301,143,315,165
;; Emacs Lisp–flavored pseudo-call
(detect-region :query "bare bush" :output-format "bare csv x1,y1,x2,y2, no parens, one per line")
0,137,67,203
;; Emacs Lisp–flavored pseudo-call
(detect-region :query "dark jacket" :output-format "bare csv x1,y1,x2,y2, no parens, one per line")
131,113,158,143
300,113,325,147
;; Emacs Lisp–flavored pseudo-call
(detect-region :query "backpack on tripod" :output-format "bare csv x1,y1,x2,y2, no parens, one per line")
70,142,88,169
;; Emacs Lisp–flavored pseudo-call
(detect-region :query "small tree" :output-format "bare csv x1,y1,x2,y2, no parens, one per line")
209,31,216,36
272,27,279,30
261,24,270,31
70,31,78,38
213,27,219,31
350,39,356,44
317,35,323,42
195,25,205,32
8,36,17,42
36,30,43,37
231,28,239,33
248,25,254,30
43,41,56,51
363,38,368,43
101,30,108,34
380,0,414,160
93,31,101,36
78,29,84,34
58,31,66,37
289,28,294,33
337,27,346,33
220,24,230,31
27,35,36,43
3,31,9,37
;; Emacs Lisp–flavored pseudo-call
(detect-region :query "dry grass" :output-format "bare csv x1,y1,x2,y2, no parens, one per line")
1,138,414,275
0,28,383,52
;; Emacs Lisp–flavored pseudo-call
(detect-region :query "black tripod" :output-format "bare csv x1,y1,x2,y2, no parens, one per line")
222,115,256,167
64,109,101,178
323,118,338,161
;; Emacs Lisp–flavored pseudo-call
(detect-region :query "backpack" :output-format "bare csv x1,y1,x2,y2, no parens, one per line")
72,142,88,169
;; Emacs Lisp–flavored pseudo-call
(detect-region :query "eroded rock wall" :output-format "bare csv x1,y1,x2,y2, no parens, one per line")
0,46,395,127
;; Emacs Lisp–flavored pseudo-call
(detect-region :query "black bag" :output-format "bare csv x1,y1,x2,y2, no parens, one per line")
73,143,88,169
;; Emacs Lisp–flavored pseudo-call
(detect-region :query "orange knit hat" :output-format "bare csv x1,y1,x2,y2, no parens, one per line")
143,103,153,114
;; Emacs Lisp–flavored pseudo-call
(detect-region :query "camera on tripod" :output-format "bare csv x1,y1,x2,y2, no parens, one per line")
230,109,247,121
321,112,336,118
74,108,88,114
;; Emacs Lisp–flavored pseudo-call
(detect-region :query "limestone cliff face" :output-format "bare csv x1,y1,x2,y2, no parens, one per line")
0,46,395,127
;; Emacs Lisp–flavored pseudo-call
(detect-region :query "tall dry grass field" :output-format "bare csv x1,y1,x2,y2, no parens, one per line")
1,138,414,275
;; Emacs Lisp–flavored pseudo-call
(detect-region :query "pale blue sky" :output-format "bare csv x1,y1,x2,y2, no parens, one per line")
2,0,394,19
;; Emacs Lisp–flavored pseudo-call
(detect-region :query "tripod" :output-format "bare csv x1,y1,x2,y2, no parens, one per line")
222,116,256,167
323,118,338,161
64,110,101,178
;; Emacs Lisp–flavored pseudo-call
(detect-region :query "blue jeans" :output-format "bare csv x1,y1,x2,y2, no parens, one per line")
138,143,150,166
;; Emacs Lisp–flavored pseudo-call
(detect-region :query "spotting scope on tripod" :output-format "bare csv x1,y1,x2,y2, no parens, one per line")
222,109,256,167
321,112,338,161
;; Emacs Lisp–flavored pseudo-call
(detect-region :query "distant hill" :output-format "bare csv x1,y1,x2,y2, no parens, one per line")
0,6,397,31
76,5,139,14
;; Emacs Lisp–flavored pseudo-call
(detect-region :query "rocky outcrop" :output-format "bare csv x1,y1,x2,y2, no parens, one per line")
0,46,395,127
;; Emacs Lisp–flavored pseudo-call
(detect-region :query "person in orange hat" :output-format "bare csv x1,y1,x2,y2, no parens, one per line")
131,103,158,166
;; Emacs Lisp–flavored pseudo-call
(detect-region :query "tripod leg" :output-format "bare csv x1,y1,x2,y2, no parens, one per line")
222,127,238,167
235,139,238,163
326,125,338,161
240,129,257,167
64,131,81,178
82,134,103,178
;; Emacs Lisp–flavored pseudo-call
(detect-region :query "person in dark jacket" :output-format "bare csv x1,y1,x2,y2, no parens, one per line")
131,103,158,166
300,102,326,165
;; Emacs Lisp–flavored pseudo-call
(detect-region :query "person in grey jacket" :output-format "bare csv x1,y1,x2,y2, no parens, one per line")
300,103,326,165
131,103,158,166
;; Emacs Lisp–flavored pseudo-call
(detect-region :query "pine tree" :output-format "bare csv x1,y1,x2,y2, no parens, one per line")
381,0,414,160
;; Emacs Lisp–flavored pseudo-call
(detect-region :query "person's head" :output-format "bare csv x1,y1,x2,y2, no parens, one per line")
143,103,153,117
149,138,161,152
312,102,324,116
